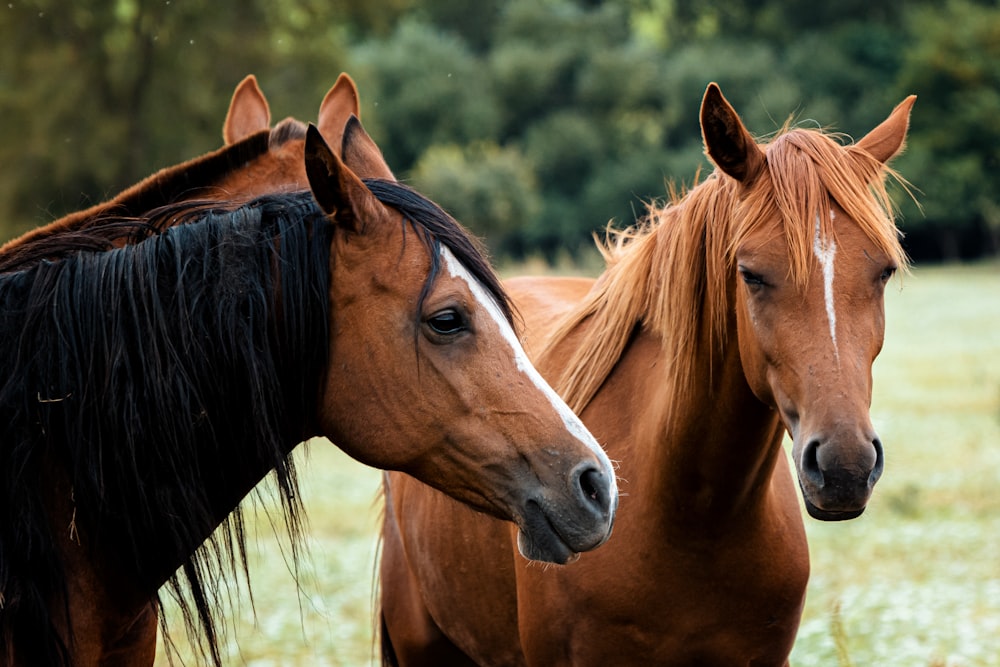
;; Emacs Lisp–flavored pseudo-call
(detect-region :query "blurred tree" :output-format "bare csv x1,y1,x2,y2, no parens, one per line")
410,141,541,258
0,0,350,242
411,0,505,52
1,0,996,261
350,18,501,172
490,0,631,138
487,0,685,254
669,0,915,42
892,0,1000,259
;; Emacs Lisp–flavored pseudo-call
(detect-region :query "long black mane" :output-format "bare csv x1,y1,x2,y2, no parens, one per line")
0,178,512,665
0,191,331,665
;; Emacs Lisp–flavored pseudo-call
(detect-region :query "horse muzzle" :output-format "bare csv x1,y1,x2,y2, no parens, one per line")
795,434,884,522
514,461,617,564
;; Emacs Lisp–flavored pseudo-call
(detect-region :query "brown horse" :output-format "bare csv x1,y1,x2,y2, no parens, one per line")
0,73,358,271
0,110,617,665
378,83,915,666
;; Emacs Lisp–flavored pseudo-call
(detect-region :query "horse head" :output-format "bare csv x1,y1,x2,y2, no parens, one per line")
304,123,618,562
702,83,914,520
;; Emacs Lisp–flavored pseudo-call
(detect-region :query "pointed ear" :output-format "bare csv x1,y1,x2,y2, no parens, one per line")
305,123,383,235
342,115,396,180
700,83,765,184
316,73,361,154
223,75,271,144
856,95,916,164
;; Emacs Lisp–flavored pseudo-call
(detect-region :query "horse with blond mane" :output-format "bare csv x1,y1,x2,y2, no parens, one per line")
377,82,915,665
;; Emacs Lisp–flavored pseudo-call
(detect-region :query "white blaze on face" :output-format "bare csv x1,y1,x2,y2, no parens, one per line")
440,248,617,486
813,212,839,361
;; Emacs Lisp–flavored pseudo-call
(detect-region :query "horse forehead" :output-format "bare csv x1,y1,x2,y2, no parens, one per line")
438,247,500,312
738,202,881,268
828,206,890,270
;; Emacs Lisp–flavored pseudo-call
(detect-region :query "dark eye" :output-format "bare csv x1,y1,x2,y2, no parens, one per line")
739,267,768,288
426,309,467,336
880,265,897,283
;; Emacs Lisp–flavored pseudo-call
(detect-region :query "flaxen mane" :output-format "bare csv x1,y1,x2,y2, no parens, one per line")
542,126,909,414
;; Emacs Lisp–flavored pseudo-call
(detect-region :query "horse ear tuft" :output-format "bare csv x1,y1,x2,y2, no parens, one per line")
700,83,765,185
856,95,916,164
317,73,361,155
223,75,271,145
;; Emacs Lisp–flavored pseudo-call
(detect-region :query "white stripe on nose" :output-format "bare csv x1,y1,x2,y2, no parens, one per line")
813,212,839,362
440,248,616,485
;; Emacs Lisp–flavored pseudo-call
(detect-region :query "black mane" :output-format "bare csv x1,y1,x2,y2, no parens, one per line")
0,191,331,665
0,179,513,665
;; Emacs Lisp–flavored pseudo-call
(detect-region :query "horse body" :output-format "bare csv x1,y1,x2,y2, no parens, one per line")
1,113,617,665
379,84,914,666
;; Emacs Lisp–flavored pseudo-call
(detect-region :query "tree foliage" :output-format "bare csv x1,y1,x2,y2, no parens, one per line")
2,0,997,261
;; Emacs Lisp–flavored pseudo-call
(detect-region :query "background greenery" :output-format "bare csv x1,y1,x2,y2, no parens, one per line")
154,262,1000,666
2,0,998,261
4,1,997,664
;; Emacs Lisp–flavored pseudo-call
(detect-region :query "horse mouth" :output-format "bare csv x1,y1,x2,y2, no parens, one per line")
514,500,581,565
802,495,866,522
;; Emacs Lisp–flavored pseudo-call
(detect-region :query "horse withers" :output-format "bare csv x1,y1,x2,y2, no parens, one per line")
378,83,914,666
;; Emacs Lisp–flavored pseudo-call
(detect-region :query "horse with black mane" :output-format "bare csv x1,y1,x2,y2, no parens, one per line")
0,125,617,666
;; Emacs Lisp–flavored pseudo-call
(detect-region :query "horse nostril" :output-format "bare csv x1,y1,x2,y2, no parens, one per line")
869,437,885,485
572,463,610,516
800,439,824,488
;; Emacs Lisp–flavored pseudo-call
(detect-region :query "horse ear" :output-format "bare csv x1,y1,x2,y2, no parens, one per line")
305,124,383,235
856,95,917,164
700,83,765,185
342,115,396,181
223,75,271,145
316,73,361,154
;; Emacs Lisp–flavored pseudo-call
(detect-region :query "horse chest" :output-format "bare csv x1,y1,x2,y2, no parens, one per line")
515,500,807,666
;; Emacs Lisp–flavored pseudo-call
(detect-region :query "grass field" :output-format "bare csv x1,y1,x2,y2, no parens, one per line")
156,261,1000,666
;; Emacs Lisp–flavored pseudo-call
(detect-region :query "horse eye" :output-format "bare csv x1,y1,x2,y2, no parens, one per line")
880,265,897,282
426,309,467,336
739,267,767,288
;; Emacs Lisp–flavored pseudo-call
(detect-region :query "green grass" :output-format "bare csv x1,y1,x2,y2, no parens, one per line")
156,261,1000,665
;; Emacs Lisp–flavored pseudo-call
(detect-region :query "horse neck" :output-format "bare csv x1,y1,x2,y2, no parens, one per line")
0,131,273,272
598,184,787,526
630,316,786,527
88,215,322,580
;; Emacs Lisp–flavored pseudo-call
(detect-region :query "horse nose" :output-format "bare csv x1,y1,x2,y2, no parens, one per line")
801,435,883,494
570,461,615,522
